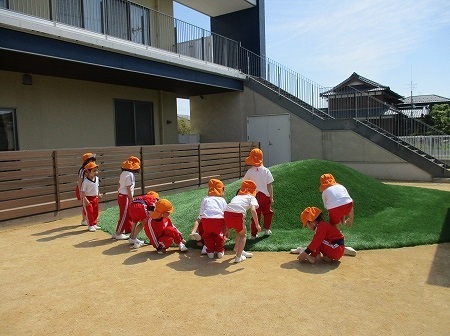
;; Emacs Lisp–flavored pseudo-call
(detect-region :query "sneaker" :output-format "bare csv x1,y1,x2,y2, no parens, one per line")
114,233,129,240
93,225,101,230
129,238,143,245
216,251,224,259
179,243,188,252
207,252,215,259
241,250,253,258
290,246,305,254
201,245,207,255
264,229,272,236
234,255,247,263
133,241,144,249
88,226,96,232
80,220,88,226
344,246,357,256
249,235,257,240
188,233,202,241
157,248,166,254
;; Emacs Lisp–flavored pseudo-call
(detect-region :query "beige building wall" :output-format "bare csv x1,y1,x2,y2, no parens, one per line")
190,85,432,181
0,70,178,150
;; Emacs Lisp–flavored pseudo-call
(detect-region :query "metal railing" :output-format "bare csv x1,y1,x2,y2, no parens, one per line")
2,0,449,162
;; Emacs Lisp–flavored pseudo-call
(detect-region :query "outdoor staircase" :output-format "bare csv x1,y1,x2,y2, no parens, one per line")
246,76,450,178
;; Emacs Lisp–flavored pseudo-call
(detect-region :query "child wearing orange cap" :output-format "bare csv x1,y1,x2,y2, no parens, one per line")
144,199,187,254
297,206,345,263
127,191,159,249
194,179,228,259
77,152,96,226
243,148,274,239
80,161,102,232
223,180,260,263
113,156,141,240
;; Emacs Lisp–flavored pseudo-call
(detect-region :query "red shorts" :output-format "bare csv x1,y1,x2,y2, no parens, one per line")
328,202,353,225
224,211,245,233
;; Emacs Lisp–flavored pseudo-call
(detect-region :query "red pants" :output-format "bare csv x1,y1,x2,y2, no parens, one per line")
202,218,225,253
83,196,99,226
250,192,274,236
128,202,147,223
311,241,344,261
328,202,353,225
116,194,133,234
144,219,183,250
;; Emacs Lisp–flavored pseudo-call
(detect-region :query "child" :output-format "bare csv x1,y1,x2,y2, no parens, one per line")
243,148,274,239
80,161,102,232
144,199,187,254
297,206,345,263
127,191,159,249
112,156,140,240
223,180,260,263
195,179,228,259
188,219,207,255
77,152,96,226
320,173,356,256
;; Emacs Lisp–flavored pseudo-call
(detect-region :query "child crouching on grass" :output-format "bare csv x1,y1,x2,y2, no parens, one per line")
144,199,187,254
127,191,159,249
223,180,260,263
297,206,345,263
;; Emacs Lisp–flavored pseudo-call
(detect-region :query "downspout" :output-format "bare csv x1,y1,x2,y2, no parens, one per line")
159,90,164,144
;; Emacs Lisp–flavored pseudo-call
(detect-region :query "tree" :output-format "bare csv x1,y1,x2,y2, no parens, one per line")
430,104,450,134
177,117,191,134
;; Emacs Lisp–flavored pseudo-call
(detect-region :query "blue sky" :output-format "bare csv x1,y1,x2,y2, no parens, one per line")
175,0,450,114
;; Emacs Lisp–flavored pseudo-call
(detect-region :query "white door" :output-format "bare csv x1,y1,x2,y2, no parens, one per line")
247,114,291,167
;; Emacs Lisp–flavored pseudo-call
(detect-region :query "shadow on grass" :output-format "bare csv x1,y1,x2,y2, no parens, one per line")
165,252,244,277
280,259,341,274
426,208,450,288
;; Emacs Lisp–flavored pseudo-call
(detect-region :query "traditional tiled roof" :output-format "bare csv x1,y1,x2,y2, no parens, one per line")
401,95,450,105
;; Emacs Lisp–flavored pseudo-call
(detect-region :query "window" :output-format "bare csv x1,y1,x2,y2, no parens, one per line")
114,100,154,146
55,0,82,27
0,109,18,151
0,0,7,9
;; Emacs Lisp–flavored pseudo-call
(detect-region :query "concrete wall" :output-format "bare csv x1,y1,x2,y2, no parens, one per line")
190,85,433,181
0,70,178,150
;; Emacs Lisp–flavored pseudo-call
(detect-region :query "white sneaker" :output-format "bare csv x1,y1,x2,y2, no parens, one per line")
129,238,143,245
344,246,357,256
241,250,253,258
133,241,144,249
290,246,305,254
201,245,207,255
115,233,129,240
207,252,215,259
249,235,257,240
88,226,96,232
264,229,272,236
179,243,188,252
80,220,88,226
111,233,116,239
234,255,247,263
188,233,202,241
93,225,101,230
216,251,224,259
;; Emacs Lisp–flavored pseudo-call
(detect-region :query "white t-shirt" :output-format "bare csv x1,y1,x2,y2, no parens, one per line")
198,196,227,219
81,176,99,197
118,171,135,196
322,184,353,210
243,166,274,197
225,194,259,216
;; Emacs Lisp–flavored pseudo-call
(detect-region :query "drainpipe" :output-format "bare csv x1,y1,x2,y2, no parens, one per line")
159,90,164,144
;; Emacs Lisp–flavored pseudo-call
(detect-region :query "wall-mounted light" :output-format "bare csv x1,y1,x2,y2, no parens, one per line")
166,120,172,124
22,74,32,85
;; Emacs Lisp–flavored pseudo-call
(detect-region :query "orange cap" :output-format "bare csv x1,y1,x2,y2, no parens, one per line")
146,191,159,199
300,207,322,226
319,173,337,192
238,180,257,197
208,179,224,197
84,161,98,170
82,152,96,163
121,156,141,171
150,199,174,219
245,148,263,167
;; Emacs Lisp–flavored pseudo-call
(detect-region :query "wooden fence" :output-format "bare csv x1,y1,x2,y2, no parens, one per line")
0,142,258,222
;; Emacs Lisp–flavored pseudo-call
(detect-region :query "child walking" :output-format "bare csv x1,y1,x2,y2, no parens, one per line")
80,161,102,232
297,206,345,263
77,152,96,226
195,179,228,259
243,148,274,239
144,199,187,254
223,180,260,263
113,156,140,240
127,191,159,249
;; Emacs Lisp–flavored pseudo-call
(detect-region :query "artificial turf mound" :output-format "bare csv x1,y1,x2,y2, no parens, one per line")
98,159,450,251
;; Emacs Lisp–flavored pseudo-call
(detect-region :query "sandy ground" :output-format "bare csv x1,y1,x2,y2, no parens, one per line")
1,183,450,335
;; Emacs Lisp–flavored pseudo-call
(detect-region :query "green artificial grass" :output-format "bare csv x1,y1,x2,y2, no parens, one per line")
98,159,450,251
